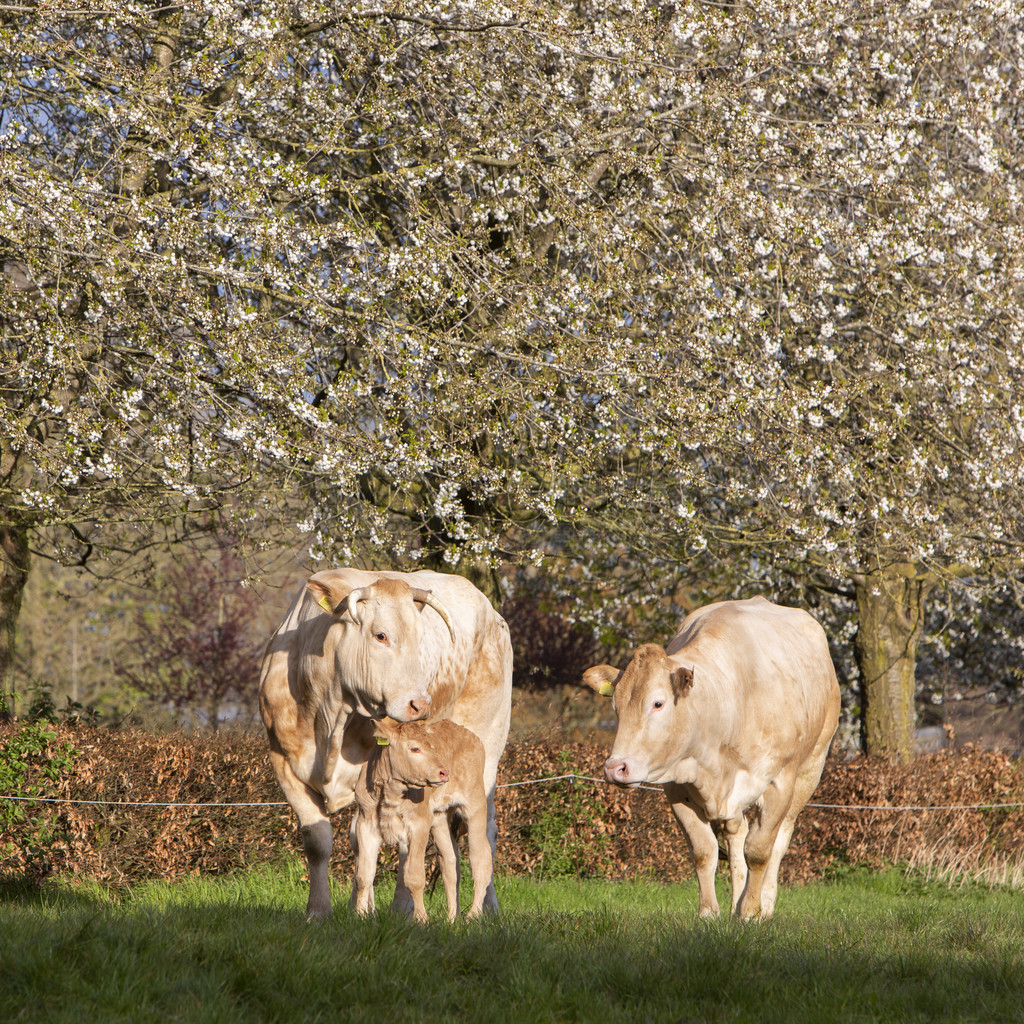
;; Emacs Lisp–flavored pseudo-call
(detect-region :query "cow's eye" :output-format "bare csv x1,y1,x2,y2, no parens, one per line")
374,631,388,644
409,746,421,754
652,699,665,710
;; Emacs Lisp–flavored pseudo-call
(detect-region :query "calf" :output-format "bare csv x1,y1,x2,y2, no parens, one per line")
350,718,493,923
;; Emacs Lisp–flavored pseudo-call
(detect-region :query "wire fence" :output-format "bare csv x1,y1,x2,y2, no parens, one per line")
5,773,1024,813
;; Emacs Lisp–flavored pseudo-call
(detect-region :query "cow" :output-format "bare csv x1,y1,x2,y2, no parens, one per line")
581,596,840,921
350,717,492,924
258,567,512,919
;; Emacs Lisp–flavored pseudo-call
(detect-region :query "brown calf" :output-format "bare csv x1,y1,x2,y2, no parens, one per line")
350,718,493,923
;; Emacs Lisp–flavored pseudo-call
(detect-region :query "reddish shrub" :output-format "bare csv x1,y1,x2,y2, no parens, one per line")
3,724,1022,888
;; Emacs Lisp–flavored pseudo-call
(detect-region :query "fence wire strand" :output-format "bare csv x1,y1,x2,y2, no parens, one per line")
4,773,1024,813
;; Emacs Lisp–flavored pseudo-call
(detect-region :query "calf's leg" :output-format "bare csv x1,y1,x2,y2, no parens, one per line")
431,815,461,923
394,824,431,924
390,848,416,919
349,813,381,917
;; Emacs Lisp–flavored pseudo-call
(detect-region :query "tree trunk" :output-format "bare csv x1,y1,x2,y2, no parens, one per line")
419,549,502,610
853,563,934,762
453,555,503,610
119,9,182,197
0,521,31,704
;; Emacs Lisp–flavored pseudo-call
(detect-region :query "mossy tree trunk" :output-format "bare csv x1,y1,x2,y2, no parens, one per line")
853,563,935,763
0,520,30,704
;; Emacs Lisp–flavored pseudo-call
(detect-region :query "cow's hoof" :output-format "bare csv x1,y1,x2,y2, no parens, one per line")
737,906,766,923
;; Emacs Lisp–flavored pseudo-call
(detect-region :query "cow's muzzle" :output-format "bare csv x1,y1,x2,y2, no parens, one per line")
604,756,644,787
388,693,432,722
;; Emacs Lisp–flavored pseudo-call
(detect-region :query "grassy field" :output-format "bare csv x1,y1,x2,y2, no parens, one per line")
2,863,1022,1024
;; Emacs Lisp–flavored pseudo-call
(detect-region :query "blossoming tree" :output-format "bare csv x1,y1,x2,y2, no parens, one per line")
2,1,1021,758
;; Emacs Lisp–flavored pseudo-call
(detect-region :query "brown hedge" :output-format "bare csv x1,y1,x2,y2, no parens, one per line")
3,723,1023,888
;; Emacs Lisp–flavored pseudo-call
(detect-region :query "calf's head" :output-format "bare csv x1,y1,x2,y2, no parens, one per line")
582,644,694,787
307,575,455,722
372,719,451,788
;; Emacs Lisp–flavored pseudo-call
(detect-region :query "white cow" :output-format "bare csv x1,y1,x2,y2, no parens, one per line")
582,597,840,920
259,568,512,919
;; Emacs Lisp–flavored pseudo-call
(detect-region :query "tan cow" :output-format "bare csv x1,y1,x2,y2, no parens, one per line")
582,597,840,921
259,567,512,919
350,718,492,923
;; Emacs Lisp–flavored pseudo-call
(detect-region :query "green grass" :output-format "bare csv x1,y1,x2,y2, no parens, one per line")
2,863,1023,1024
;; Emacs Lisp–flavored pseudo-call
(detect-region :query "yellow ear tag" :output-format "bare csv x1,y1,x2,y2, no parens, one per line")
376,736,389,746
598,681,615,697
317,595,333,613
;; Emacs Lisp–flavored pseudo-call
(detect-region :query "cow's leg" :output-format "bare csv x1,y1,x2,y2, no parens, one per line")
481,783,499,912
760,746,831,918
666,784,720,919
302,819,335,920
394,826,431,924
465,622,511,914
721,814,749,916
431,815,460,923
759,817,794,920
349,814,381,917
450,814,464,897
737,770,796,921
269,747,333,920
463,805,493,921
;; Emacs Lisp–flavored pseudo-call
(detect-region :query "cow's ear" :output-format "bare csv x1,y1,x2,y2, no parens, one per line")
670,666,694,698
582,665,621,696
308,580,369,622
307,579,341,615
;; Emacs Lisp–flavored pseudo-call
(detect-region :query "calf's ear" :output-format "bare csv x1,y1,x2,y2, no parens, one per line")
670,666,694,698
373,718,399,746
582,665,622,696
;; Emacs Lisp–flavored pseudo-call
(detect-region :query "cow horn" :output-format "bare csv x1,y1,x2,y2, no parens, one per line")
411,589,457,644
337,587,371,623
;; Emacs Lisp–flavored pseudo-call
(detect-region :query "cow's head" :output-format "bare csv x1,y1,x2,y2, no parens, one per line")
581,644,694,787
372,718,450,788
306,574,456,722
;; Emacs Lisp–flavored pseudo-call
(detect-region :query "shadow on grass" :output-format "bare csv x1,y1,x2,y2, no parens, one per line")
0,874,117,910
1,873,1023,1024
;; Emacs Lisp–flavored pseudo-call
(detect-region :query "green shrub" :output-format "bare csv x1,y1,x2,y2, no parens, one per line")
0,721,79,878
525,751,612,878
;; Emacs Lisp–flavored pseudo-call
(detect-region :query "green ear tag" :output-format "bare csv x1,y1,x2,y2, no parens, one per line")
376,736,389,746
598,681,614,697
317,595,333,613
